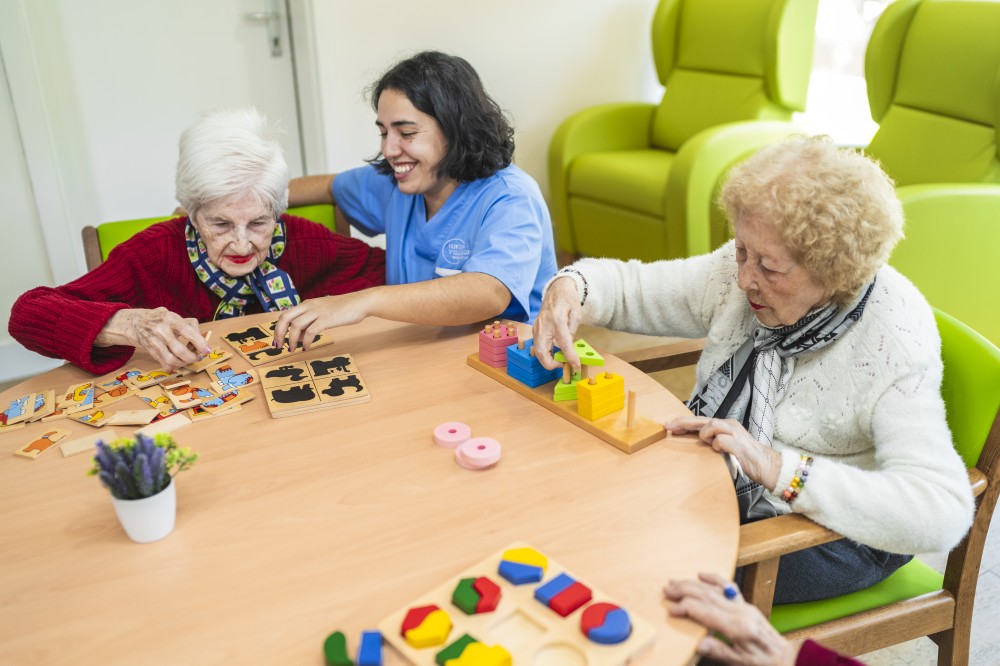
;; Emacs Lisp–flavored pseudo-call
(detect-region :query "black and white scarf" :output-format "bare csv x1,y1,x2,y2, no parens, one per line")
687,280,875,520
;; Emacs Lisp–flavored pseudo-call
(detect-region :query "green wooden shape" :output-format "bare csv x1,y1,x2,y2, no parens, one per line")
553,339,605,366
435,634,479,665
451,577,481,615
553,373,582,402
323,631,354,666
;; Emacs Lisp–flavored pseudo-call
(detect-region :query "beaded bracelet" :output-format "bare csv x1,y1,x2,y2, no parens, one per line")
558,268,589,306
781,454,814,503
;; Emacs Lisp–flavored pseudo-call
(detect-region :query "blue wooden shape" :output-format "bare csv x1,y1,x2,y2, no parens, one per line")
533,573,576,605
356,630,383,666
587,608,632,644
497,560,544,585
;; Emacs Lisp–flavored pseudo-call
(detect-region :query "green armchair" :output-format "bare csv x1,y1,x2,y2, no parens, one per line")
863,0,1000,188
549,0,818,262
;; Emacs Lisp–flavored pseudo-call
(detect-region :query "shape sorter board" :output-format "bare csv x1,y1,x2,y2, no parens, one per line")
223,318,335,367
259,353,369,418
466,351,665,454
377,543,655,666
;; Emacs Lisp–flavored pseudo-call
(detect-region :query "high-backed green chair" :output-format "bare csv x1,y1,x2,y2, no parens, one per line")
738,310,1000,663
890,184,1000,347
81,204,336,271
863,0,1000,188
548,0,818,263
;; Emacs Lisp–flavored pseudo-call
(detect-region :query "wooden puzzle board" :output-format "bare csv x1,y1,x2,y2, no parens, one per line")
467,354,665,454
260,353,369,418
378,543,655,666
222,319,334,366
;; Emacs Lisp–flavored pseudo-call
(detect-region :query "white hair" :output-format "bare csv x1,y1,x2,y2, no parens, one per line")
175,107,289,218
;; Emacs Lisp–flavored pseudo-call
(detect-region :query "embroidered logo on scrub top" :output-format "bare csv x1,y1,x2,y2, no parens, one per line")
441,238,471,265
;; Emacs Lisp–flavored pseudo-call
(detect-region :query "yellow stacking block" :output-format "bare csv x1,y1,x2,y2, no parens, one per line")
404,608,452,648
445,642,513,666
576,372,625,421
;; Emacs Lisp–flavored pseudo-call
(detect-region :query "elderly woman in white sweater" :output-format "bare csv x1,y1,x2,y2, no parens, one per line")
534,136,974,603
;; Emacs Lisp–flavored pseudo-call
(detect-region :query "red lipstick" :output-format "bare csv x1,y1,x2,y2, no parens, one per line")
225,255,253,265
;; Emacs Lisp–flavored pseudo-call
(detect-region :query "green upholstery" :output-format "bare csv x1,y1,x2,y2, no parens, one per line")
549,0,817,262
771,309,1000,634
890,184,1000,347
864,0,1000,187
92,204,336,263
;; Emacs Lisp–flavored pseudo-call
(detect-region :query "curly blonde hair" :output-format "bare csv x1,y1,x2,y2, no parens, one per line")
720,136,903,305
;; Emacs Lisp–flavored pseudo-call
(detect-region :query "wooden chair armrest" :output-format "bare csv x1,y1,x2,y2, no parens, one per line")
737,513,844,567
969,467,987,497
616,338,706,373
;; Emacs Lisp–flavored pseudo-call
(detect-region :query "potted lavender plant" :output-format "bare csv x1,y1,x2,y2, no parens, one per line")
89,433,198,543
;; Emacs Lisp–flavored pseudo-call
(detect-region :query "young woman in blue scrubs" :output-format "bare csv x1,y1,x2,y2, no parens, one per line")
274,51,557,351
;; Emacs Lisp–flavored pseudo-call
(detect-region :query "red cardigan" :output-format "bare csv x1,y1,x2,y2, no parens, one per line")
9,215,386,375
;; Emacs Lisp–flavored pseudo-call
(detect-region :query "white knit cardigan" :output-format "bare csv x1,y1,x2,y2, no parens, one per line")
561,242,974,554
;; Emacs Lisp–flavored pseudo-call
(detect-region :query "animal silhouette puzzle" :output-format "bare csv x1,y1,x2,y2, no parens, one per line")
261,353,369,418
223,318,334,366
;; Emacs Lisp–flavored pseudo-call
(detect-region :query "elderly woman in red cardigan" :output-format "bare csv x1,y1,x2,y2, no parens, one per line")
9,107,385,375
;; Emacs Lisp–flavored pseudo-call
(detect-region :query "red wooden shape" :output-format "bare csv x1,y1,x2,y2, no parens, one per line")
549,581,593,617
473,576,501,613
400,604,440,636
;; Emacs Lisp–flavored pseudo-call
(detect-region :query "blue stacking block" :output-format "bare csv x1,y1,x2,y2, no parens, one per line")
506,341,561,388
534,573,576,605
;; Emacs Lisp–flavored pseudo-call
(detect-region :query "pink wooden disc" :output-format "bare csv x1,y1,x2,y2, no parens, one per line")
433,422,471,448
455,437,501,469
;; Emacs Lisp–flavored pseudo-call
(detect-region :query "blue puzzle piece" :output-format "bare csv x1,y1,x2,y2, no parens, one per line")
356,630,382,666
534,573,575,605
587,608,632,644
497,560,544,585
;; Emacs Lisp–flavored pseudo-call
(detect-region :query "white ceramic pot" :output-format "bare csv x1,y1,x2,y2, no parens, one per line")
110,478,177,543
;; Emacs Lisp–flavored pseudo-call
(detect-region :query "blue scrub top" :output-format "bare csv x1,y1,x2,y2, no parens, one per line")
333,164,557,322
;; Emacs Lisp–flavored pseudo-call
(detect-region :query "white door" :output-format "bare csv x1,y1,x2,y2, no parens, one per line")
0,0,320,381
1,0,317,282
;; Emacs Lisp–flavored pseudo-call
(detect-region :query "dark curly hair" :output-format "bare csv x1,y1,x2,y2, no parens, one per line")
367,51,515,182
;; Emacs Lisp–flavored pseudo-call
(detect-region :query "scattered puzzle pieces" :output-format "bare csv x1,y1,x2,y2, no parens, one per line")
223,319,335,366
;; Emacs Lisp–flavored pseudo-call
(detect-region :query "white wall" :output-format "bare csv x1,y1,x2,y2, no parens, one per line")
310,0,664,197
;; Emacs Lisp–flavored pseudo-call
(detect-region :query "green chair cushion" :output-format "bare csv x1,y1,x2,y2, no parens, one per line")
568,150,675,218
866,106,1000,187
770,558,943,634
676,0,772,77
894,0,1000,128
567,199,669,262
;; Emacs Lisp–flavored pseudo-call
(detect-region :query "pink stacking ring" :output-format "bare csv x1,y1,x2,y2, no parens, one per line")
455,437,501,469
433,422,471,448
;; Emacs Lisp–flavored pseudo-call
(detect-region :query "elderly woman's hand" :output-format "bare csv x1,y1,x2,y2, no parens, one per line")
531,276,583,371
665,573,797,666
666,416,782,490
97,307,210,371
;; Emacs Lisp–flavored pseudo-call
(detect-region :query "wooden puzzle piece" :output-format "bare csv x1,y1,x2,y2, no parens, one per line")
576,372,625,421
114,368,143,389
209,365,258,392
378,544,655,666
322,631,354,666
307,354,356,378
0,421,26,434
60,429,123,457
356,630,383,666
59,383,95,414
13,428,72,459
131,369,182,389
91,387,134,410
265,381,322,414
317,374,369,403
198,388,255,414
224,322,335,366
72,408,115,428
26,390,56,423
135,412,192,438
259,362,310,389
4,393,39,426
136,387,181,418
166,383,217,409
105,410,159,426
182,347,233,373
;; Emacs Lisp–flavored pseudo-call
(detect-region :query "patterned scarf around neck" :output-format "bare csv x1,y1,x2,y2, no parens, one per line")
185,218,301,319
687,280,875,520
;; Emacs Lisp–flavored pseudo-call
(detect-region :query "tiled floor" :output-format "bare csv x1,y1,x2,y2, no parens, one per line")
578,325,1000,666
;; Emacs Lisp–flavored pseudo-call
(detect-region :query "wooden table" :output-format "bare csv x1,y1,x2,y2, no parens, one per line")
0,314,738,665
